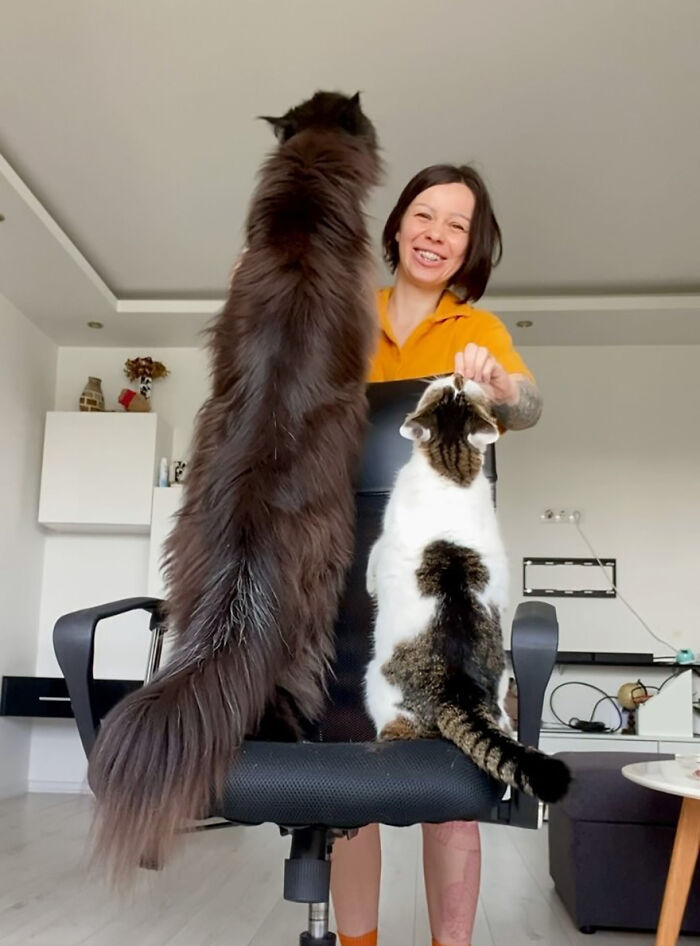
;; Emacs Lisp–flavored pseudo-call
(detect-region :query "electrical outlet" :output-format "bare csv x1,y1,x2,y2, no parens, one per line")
540,508,581,523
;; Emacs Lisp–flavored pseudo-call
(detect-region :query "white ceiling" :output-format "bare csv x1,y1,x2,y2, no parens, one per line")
1,0,699,347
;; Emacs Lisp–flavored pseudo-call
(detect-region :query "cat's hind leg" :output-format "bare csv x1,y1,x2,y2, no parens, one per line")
365,657,416,739
379,714,422,741
496,669,515,734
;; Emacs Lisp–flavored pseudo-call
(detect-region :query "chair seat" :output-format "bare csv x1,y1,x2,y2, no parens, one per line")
215,738,505,827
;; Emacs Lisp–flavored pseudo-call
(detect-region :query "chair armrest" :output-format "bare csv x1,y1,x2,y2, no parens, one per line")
53,597,165,757
510,600,559,749
506,600,559,827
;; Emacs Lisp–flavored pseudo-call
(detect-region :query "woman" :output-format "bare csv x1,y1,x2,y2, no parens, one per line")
330,164,541,946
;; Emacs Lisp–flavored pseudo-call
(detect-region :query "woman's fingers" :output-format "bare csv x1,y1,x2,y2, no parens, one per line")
481,355,496,384
474,348,491,379
461,343,494,383
461,343,478,378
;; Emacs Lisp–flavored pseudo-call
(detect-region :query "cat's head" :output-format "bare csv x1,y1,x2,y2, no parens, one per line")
260,91,377,148
399,374,499,484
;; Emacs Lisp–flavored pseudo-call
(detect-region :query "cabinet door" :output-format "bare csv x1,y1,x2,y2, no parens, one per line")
38,412,171,532
147,486,185,599
539,735,658,754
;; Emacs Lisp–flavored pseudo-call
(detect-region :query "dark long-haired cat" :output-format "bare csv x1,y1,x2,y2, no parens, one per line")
88,91,381,880
365,376,570,804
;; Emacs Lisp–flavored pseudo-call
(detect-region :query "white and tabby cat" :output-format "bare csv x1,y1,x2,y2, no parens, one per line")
365,375,570,803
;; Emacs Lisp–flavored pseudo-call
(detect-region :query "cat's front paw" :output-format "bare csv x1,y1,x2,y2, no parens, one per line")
379,716,420,741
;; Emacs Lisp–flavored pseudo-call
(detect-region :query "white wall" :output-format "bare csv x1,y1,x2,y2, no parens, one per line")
54,346,210,459
29,341,700,787
498,345,700,727
29,346,209,791
0,294,57,798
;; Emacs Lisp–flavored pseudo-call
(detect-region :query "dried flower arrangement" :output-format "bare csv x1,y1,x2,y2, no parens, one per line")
123,356,169,400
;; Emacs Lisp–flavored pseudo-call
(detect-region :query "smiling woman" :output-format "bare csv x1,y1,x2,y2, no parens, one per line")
382,164,502,304
332,164,542,946
367,163,542,432
395,182,474,291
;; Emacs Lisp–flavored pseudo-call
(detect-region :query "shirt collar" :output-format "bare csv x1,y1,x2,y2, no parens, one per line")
378,287,469,338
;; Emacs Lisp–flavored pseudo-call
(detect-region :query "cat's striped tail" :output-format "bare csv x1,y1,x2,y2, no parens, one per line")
436,703,570,803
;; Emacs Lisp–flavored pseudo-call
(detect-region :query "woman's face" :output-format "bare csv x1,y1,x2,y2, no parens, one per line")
395,182,475,290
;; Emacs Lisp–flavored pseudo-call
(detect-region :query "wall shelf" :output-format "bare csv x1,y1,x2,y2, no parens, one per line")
0,675,141,719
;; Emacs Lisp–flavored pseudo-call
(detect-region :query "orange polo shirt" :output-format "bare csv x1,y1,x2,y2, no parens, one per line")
368,288,533,383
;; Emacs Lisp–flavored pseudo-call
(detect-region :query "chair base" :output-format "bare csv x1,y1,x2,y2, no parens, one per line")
283,826,357,943
300,933,336,945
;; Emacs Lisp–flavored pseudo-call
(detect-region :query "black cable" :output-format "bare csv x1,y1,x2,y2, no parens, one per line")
549,681,623,733
658,669,682,692
589,695,624,732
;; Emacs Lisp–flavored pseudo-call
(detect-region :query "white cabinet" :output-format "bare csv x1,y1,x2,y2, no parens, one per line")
146,486,185,598
658,740,700,755
540,733,658,754
539,731,700,755
38,412,172,532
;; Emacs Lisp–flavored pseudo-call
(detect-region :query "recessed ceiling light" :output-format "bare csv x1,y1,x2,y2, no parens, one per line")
516,320,533,328
87,321,104,329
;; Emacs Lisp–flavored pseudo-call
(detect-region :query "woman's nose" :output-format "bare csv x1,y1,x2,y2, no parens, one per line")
425,220,446,242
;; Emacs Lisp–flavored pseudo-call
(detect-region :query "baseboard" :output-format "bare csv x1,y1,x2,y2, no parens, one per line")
0,780,27,801
27,780,91,795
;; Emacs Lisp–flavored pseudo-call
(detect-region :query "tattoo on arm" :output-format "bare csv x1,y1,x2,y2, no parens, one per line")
493,378,543,431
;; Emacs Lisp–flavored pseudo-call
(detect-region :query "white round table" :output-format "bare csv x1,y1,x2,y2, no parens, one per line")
623,758,700,946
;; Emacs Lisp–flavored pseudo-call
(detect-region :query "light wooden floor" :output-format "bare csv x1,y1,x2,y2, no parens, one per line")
0,793,692,946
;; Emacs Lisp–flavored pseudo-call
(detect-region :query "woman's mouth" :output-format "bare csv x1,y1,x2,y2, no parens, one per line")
413,247,445,267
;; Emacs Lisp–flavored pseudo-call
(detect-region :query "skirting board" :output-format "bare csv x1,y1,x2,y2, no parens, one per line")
0,781,27,801
27,780,91,795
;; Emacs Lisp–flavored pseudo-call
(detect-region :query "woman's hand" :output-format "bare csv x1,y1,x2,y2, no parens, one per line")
454,343,519,405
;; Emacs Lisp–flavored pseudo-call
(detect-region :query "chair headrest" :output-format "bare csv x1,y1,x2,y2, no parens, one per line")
357,379,496,494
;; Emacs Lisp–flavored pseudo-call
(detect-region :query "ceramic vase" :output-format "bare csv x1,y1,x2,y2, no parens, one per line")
79,377,105,412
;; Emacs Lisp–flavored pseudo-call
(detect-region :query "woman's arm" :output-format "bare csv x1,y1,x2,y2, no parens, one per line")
490,373,542,431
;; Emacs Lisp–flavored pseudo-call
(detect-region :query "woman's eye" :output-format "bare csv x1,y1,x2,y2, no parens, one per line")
451,223,466,232
416,212,430,220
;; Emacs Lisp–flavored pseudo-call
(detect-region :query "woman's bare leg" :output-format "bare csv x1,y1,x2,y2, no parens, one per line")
421,821,481,946
330,823,381,939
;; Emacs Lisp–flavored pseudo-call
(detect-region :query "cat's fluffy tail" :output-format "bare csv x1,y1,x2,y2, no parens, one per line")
88,648,251,885
87,562,280,884
436,704,570,803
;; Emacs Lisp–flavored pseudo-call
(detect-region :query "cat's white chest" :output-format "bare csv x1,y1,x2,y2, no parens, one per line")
378,454,508,608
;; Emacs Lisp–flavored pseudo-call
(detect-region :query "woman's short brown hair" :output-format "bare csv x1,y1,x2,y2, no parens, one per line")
382,164,502,302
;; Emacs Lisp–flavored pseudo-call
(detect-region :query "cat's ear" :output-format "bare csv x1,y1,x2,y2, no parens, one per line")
340,92,364,134
399,415,432,443
467,416,499,452
259,115,295,143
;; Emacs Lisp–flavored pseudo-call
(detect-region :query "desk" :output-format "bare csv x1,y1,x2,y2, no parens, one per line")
623,758,700,945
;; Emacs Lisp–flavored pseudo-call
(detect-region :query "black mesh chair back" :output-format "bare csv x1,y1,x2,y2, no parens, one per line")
316,378,496,742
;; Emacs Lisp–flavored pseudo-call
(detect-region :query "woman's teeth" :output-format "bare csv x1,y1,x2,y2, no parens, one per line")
417,249,441,262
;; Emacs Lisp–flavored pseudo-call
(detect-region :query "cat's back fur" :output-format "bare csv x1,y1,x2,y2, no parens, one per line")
367,377,506,680
365,376,570,804
88,91,382,881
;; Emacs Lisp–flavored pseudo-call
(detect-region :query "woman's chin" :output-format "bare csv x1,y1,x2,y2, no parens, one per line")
407,267,449,290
